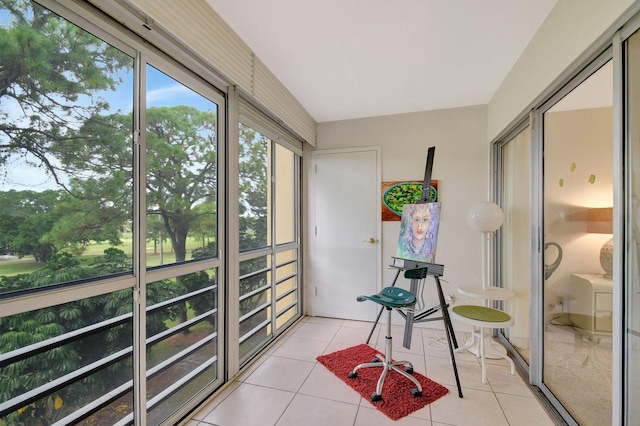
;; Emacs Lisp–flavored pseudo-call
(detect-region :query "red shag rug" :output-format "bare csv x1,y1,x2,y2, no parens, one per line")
316,343,449,420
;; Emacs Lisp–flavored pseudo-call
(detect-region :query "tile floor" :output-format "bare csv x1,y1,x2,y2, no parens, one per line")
187,316,557,426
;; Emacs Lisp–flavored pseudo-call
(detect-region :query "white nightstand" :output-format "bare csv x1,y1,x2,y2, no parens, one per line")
568,273,613,334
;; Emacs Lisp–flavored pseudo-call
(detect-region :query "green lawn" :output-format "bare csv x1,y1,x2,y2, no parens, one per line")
0,236,207,276
0,258,43,276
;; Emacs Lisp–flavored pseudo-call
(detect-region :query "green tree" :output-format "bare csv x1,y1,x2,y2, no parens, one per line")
0,0,133,190
191,200,217,249
0,190,63,262
145,105,218,263
238,124,268,252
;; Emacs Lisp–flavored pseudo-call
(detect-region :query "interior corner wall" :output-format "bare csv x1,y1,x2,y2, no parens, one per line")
314,105,488,329
488,0,636,141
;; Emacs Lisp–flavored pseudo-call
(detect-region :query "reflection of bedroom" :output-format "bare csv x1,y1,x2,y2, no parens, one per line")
544,104,613,426
505,61,615,426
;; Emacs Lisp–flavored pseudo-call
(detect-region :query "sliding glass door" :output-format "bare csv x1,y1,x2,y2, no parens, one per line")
498,125,532,365
539,58,613,426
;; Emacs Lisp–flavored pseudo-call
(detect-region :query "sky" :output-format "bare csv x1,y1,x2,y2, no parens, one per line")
1,3,221,193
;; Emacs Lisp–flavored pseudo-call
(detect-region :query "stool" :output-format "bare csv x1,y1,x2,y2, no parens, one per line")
348,287,422,401
449,305,515,383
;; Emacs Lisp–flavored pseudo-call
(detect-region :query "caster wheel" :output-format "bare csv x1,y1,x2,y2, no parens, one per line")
411,388,422,397
405,367,414,374
371,393,382,402
348,371,357,379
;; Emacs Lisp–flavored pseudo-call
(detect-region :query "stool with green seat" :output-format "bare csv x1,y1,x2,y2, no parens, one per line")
449,304,515,383
348,286,422,401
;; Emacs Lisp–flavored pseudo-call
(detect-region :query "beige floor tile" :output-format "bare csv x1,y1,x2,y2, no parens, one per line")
272,336,330,362
354,406,430,425
321,340,359,355
485,364,532,396
430,386,509,426
341,319,376,330
298,363,361,405
200,383,294,426
244,355,314,392
187,316,556,426
191,381,241,420
305,316,345,326
496,392,556,426
425,355,489,392
331,324,373,344
276,393,358,426
291,321,340,341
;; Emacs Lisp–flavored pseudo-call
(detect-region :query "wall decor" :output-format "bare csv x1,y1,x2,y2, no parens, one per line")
381,180,438,221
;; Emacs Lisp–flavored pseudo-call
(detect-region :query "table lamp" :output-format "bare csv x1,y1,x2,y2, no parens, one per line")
587,207,613,278
467,202,504,290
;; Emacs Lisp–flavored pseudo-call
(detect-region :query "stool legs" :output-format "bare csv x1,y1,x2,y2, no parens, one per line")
476,326,515,384
349,307,422,401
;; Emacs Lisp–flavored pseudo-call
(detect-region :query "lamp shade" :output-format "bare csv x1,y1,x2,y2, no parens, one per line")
586,207,613,234
467,202,504,233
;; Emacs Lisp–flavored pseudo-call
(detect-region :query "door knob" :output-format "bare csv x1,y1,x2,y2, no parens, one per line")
364,237,376,244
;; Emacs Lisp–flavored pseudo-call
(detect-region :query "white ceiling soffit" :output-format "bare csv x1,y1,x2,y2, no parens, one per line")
205,0,558,123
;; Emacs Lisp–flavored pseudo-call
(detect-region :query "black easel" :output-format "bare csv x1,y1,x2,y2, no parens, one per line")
364,146,464,398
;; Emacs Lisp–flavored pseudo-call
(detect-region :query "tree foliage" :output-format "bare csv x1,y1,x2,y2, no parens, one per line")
0,190,63,262
0,247,185,424
0,0,132,185
145,106,217,262
238,124,268,252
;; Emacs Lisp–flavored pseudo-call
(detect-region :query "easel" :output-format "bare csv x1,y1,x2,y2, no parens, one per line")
364,147,464,398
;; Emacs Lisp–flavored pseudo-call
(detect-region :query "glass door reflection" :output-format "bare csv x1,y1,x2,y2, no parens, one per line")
542,60,613,426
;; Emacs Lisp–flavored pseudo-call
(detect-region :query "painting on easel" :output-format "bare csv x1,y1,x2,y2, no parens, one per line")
396,202,441,263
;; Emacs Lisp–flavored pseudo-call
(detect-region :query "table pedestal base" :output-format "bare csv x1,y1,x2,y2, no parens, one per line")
457,327,508,359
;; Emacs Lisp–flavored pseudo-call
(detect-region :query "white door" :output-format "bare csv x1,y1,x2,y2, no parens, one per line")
312,148,380,321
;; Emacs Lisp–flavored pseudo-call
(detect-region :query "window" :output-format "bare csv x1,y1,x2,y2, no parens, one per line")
0,1,135,297
237,107,302,364
145,66,218,269
0,2,225,424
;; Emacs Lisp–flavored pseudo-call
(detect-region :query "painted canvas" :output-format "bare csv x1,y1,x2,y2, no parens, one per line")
396,202,441,263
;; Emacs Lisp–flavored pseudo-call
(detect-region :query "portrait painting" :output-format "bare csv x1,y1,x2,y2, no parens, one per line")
396,202,441,263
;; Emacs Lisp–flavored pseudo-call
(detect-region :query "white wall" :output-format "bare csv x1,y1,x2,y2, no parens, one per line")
488,0,636,141
310,105,488,329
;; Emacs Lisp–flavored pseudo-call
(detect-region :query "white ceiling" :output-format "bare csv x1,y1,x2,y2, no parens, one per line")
206,0,558,123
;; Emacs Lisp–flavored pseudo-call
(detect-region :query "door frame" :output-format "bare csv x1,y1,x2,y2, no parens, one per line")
308,146,382,318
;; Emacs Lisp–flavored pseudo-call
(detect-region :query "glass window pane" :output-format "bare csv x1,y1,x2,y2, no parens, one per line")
238,123,269,252
0,2,134,295
275,145,296,245
146,269,219,422
239,256,272,361
276,306,298,331
0,291,133,425
239,256,271,314
145,66,218,269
